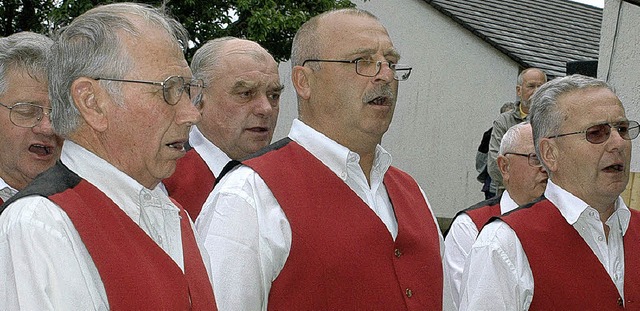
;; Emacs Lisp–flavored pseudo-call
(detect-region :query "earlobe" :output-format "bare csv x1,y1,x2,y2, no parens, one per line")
292,65,311,100
72,77,108,132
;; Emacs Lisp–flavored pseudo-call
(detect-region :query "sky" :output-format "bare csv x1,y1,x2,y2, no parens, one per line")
571,0,605,7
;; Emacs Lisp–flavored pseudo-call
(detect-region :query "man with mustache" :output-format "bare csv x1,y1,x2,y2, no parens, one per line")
444,122,548,309
0,3,216,310
460,75,640,310
196,8,444,310
0,32,62,204
163,37,282,220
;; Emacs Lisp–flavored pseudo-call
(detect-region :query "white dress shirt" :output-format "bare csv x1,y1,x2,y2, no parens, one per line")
443,191,517,309
459,179,630,311
0,178,17,202
0,140,209,310
196,118,443,311
189,125,232,178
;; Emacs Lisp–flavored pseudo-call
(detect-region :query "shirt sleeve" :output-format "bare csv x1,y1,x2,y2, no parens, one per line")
196,166,291,311
443,213,479,309
488,116,507,190
0,196,107,310
459,220,534,311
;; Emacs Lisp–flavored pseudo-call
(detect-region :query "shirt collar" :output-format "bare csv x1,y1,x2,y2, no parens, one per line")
545,179,630,233
499,190,519,214
189,126,232,177
288,119,392,181
60,140,175,221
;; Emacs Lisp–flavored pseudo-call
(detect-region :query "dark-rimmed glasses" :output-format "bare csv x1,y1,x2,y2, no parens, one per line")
302,59,412,81
503,152,542,167
0,102,52,128
547,120,639,144
94,76,205,106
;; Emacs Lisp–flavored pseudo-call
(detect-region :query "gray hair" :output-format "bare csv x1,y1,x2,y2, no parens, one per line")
529,74,615,167
291,8,378,70
517,68,547,86
48,2,190,137
499,122,530,155
0,32,53,95
191,37,270,85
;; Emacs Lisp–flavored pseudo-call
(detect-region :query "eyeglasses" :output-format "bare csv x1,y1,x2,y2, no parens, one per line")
0,102,52,128
94,76,205,107
548,120,639,144
302,59,412,81
503,152,542,167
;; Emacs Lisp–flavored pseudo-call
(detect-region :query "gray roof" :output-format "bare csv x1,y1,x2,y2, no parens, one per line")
425,0,602,77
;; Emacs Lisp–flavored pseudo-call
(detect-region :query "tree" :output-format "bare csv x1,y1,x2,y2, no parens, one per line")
7,0,358,61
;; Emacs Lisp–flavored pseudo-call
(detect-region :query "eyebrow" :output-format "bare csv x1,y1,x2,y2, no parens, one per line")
349,47,401,60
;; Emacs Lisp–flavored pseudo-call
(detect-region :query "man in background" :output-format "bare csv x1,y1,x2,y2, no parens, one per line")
0,32,62,204
164,37,282,219
487,68,546,195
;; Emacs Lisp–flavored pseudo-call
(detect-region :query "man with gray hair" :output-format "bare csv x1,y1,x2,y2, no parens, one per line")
197,8,443,310
444,122,547,308
487,68,547,196
0,3,216,310
460,75,640,310
164,37,282,219
0,32,62,204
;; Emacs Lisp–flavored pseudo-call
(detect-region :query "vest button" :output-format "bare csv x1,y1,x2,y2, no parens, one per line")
405,288,413,298
618,297,623,306
395,248,402,258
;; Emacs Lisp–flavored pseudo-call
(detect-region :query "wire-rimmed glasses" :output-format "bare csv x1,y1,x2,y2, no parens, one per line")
302,59,412,81
0,102,52,128
94,75,205,107
547,120,639,144
503,152,542,167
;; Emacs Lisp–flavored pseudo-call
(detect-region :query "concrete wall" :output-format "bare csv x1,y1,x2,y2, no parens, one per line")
273,0,521,218
599,0,640,172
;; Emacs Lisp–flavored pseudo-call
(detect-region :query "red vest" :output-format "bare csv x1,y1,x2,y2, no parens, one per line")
50,180,217,310
245,140,443,310
163,149,215,220
466,203,501,231
500,199,640,310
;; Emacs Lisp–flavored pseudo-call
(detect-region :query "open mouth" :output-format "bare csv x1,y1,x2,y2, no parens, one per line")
368,96,391,106
603,164,624,172
167,141,185,151
29,144,53,156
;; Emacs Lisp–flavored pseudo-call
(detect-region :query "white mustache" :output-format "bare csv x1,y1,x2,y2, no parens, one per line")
363,86,395,103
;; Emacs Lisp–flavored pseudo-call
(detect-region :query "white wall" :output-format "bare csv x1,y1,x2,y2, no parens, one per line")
273,0,521,218
599,0,640,172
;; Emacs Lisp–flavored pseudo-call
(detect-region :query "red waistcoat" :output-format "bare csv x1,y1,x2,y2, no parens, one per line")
466,203,501,231
245,140,443,310
50,179,217,310
500,199,640,310
163,148,215,220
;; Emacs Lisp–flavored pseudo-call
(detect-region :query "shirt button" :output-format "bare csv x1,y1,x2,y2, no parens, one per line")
598,236,604,241
144,193,152,200
405,288,413,298
157,236,163,244
395,248,402,258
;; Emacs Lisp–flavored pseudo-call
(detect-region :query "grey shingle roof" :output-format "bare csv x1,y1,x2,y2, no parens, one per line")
425,0,602,77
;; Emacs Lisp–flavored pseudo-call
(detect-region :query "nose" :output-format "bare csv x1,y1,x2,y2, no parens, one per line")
606,126,629,151
175,95,201,126
374,61,394,83
253,94,277,118
32,111,55,136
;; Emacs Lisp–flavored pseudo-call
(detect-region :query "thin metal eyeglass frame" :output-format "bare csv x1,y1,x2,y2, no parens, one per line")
503,152,542,167
301,59,412,81
0,101,52,128
546,120,640,144
93,76,205,106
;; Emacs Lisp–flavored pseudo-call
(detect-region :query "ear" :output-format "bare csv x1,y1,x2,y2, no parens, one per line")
71,77,109,132
539,138,559,173
516,84,522,98
497,154,510,182
291,65,311,100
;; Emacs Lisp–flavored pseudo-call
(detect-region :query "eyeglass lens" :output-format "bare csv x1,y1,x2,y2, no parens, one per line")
9,103,46,128
163,76,204,106
355,60,411,81
586,121,640,144
528,154,541,167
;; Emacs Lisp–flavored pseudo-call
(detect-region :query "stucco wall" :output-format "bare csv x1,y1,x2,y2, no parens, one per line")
273,0,521,218
599,0,640,172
